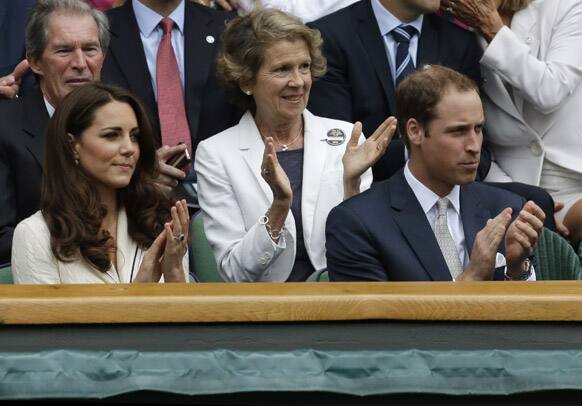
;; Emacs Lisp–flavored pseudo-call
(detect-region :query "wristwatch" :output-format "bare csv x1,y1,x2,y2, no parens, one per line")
504,258,533,281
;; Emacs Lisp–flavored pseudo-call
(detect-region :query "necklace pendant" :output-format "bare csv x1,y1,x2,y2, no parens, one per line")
281,144,289,151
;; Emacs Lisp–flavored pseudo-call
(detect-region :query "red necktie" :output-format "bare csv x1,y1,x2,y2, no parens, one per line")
156,18,192,154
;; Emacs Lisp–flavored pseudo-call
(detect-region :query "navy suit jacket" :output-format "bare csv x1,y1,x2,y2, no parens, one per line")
308,0,488,181
0,87,48,264
0,0,36,94
0,0,35,75
326,170,525,281
102,1,242,150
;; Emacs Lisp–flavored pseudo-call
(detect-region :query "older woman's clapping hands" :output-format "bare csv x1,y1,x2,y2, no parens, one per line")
342,117,397,198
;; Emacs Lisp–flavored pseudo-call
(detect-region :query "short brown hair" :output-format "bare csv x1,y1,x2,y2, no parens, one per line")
217,8,326,109
395,65,479,147
42,82,171,272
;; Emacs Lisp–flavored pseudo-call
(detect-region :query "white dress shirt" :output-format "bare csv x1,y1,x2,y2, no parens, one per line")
404,163,469,267
403,163,535,280
371,0,424,83
237,0,360,22
43,97,55,118
133,0,185,99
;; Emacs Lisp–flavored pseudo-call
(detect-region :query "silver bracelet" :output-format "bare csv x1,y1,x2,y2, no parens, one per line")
259,214,284,241
504,258,533,281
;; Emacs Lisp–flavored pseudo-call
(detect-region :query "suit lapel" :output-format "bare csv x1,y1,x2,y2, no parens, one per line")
108,2,157,118
301,111,328,246
354,0,396,114
23,88,50,170
390,172,453,281
483,67,525,121
459,185,490,258
183,3,215,142
239,112,273,205
417,14,440,68
504,5,539,116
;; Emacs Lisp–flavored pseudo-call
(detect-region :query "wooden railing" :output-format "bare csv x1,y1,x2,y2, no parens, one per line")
2,281,582,324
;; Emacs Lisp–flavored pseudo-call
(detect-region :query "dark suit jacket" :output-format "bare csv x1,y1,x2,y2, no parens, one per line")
102,1,242,150
0,87,48,264
308,0,488,180
326,170,525,281
0,0,35,75
0,0,36,94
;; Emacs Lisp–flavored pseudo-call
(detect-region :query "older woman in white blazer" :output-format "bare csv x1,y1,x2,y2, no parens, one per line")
195,9,396,282
443,0,582,246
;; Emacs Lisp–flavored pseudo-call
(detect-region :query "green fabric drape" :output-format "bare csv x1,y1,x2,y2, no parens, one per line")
3,349,582,399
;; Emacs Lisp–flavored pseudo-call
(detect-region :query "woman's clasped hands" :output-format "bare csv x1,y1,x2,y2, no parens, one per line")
135,199,190,283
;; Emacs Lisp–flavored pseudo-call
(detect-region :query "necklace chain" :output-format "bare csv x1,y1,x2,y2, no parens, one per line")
270,120,304,152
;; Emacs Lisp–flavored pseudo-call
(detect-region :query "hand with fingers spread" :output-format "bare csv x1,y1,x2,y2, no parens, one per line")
135,199,189,282
441,0,504,42
155,144,188,193
459,208,513,280
342,117,397,198
505,201,545,278
261,137,292,203
161,199,190,282
0,60,30,99
259,137,292,242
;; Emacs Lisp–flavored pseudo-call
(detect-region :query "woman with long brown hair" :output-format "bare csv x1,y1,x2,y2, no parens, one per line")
12,82,189,283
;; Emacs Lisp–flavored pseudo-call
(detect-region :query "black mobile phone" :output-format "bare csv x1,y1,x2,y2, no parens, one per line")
166,148,191,170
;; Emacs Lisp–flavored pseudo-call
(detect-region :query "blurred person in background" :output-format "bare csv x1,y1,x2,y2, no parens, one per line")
0,0,108,265
102,0,242,203
443,0,582,247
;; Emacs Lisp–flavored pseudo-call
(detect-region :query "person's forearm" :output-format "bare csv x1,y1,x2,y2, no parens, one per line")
264,198,291,242
343,177,361,200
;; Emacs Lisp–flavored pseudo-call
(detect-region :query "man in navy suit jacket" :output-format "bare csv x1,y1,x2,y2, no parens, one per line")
102,0,242,190
326,66,545,282
308,0,559,231
0,0,107,264
308,0,484,181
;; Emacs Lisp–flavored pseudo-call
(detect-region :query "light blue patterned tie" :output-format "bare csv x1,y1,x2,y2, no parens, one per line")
390,25,418,84
434,198,464,279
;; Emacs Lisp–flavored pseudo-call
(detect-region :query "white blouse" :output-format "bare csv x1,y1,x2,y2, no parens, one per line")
11,208,189,284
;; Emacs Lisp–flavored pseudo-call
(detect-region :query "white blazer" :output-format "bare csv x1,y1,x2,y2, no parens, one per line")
195,110,372,282
480,0,582,185
12,209,189,284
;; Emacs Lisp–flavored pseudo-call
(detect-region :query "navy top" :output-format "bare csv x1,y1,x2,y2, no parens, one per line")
277,149,316,281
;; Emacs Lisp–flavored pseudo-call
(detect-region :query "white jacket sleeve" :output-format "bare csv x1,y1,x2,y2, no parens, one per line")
195,140,289,282
480,1,582,114
12,215,61,284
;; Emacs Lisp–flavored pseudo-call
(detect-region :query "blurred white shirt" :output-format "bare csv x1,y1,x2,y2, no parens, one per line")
237,0,360,22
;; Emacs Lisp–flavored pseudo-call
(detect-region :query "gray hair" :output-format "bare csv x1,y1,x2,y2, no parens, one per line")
25,0,110,61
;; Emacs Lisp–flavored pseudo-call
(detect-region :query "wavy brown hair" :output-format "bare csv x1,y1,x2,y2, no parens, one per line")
217,8,327,110
41,82,172,272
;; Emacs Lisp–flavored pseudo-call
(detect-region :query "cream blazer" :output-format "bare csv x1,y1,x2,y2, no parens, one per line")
195,110,373,282
12,209,189,284
480,0,582,185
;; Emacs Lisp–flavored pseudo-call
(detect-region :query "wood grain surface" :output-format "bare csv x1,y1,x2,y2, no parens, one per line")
2,282,582,324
